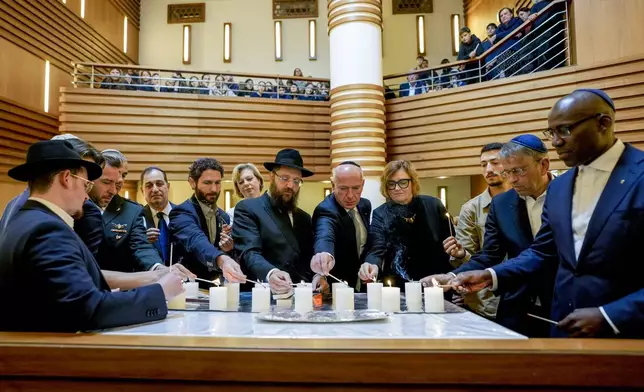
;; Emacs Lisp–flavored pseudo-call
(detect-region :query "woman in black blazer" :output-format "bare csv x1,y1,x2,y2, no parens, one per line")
360,160,453,289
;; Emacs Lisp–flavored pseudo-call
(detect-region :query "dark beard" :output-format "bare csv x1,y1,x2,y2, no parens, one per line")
269,181,299,212
195,188,219,208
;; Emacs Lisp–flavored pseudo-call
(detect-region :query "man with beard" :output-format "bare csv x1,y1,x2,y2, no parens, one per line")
170,158,246,285
233,149,315,294
425,135,555,337
442,143,511,319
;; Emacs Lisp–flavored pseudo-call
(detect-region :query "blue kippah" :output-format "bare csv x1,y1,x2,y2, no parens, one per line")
574,88,615,110
510,134,548,153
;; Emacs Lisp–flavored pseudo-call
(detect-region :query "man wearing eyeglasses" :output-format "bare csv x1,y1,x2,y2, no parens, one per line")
424,134,555,336
451,89,644,339
233,149,315,294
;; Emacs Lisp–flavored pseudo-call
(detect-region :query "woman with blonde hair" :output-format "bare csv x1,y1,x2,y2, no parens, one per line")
358,160,453,289
227,163,264,225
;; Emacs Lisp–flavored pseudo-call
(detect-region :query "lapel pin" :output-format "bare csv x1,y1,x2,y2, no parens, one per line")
620,179,625,184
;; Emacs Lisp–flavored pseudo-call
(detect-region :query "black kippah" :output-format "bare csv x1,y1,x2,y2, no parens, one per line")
338,161,361,168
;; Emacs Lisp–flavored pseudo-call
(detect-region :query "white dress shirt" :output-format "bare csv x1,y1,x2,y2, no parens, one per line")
29,197,74,228
521,190,548,238
150,203,172,228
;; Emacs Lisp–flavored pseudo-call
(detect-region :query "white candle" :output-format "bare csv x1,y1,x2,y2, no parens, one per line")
367,282,383,310
224,282,240,310
405,281,423,312
184,282,199,298
381,283,401,312
424,286,445,313
294,284,313,313
335,287,354,311
331,282,344,309
167,292,186,310
276,298,293,309
251,286,271,313
209,286,227,311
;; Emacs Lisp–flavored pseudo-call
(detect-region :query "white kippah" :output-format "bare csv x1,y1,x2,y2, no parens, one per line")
51,133,80,141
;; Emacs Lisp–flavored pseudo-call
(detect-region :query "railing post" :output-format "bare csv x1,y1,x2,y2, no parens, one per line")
564,0,571,66
90,65,95,89
478,60,482,83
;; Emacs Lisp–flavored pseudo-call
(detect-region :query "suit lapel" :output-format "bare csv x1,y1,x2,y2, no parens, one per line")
143,205,155,229
508,192,534,245
102,196,123,226
263,194,300,255
190,195,210,237
357,199,370,228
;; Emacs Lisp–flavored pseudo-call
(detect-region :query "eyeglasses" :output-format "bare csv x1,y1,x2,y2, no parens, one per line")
386,179,411,190
273,172,303,186
70,173,94,193
500,160,540,178
543,113,603,140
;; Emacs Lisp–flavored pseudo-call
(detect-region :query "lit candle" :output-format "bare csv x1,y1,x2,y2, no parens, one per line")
251,285,271,313
445,212,455,238
424,278,445,313
335,287,354,311
224,281,240,310
405,281,423,312
167,292,186,310
209,279,227,311
294,283,313,313
381,280,401,312
184,281,199,298
367,282,383,310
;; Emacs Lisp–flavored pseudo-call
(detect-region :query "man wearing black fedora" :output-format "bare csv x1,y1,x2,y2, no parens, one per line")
0,140,183,332
233,149,315,293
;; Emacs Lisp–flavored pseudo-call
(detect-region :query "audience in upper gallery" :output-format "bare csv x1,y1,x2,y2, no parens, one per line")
238,79,255,97
359,160,453,289
492,7,524,78
398,70,426,97
188,76,201,94
457,27,485,85
227,163,264,226
292,68,307,90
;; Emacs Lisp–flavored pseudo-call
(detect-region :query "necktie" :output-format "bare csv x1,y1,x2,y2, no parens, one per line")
157,212,170,264
206,209,217,244
350,208,366,255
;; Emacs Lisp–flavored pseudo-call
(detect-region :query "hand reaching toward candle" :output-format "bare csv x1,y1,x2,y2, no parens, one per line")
157,269,184,301
450,270,493,294
156,264,196,281
443,236,466,259
420,274,454,291
358,262,379,282
310,252,335,275
557,308,607,338
268,270,293,294
216,255,246,283
312,274,330,294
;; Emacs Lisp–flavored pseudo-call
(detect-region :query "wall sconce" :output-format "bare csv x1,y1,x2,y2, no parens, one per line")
80,0,86,18
324,188,332,198
61,0,66,4
438,186,448,209
308,20,317,60
124,191,130,200
451,14,460,56
416,15,426,56
44,60,50,113
123,16,128,54
274,21,283,61
182,25,191,64
224,190,233,211
223,23,232,63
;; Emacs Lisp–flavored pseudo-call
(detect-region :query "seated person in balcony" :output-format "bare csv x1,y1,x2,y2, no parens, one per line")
266,81,278,98
224,74,239,94
493,7,524,78
209,75,236,97
151,73,162,92
435,59,452,89
318,83,330,101
100,68,126,90
277,84,290,99
137,71,155,92
251,81,272,99
298,83,318,101
238,79,255,97
292,68,307,90
457,27,485,85
123,70,138,91
199,74,212,95
187,76,201,94
399,70,426,97
359,160,453,289
286,84,300,100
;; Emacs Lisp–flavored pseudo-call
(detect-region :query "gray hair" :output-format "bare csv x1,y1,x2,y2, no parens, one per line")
101,149,127,168
499,141,548,161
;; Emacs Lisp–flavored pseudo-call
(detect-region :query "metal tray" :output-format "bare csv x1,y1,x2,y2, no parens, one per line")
256,309,390,323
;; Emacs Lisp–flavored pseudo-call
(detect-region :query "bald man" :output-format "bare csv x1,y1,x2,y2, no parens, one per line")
311,162,371,289
451,89,644,338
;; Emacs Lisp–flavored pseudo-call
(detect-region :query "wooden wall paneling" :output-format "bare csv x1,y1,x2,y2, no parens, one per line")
85,0,126,55
59,89,332,181
109,0,141,28
385,54,644,177
127,21,139,63
0,36,46,111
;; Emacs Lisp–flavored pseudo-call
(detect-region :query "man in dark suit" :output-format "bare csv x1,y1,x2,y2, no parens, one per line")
141,166,176,264
170,158,245,284
426,135,555,336
233,149,314,293
311,161,371,289
398,71,426,97
90,150,164,273
0,140,183,332
453,89,644,338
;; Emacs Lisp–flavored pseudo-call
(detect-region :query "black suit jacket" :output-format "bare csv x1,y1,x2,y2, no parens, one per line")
233,193,313,282
143,202,177,262
455,188,555,336
0,200,166,332
312,195,371,287
169,196,230,281
97,195,162,272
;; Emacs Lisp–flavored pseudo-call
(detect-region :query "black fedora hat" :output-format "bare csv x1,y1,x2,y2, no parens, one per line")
264,148,314,178
9,140,103,182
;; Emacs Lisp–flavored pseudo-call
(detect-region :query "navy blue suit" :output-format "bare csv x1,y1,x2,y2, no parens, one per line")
233,193,314,282
0,200,166,332
312,195,371,287
143,203,177,264
398,82,426,97
492,144,644,338
1,188,103,256
169,196,230,282
454,189,555,336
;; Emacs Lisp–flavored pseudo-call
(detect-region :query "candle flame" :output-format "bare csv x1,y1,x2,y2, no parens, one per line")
214,278,221,287
431,277,439,287
387,279,392,287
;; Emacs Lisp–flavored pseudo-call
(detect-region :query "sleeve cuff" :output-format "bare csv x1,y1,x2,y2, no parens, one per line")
599,306,620,335
486,268,498,291
150,263,164,271
448,272,457,279
266,268,279,282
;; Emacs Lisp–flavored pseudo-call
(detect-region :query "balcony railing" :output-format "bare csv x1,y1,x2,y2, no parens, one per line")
72,63,331,101
383,0,570,98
